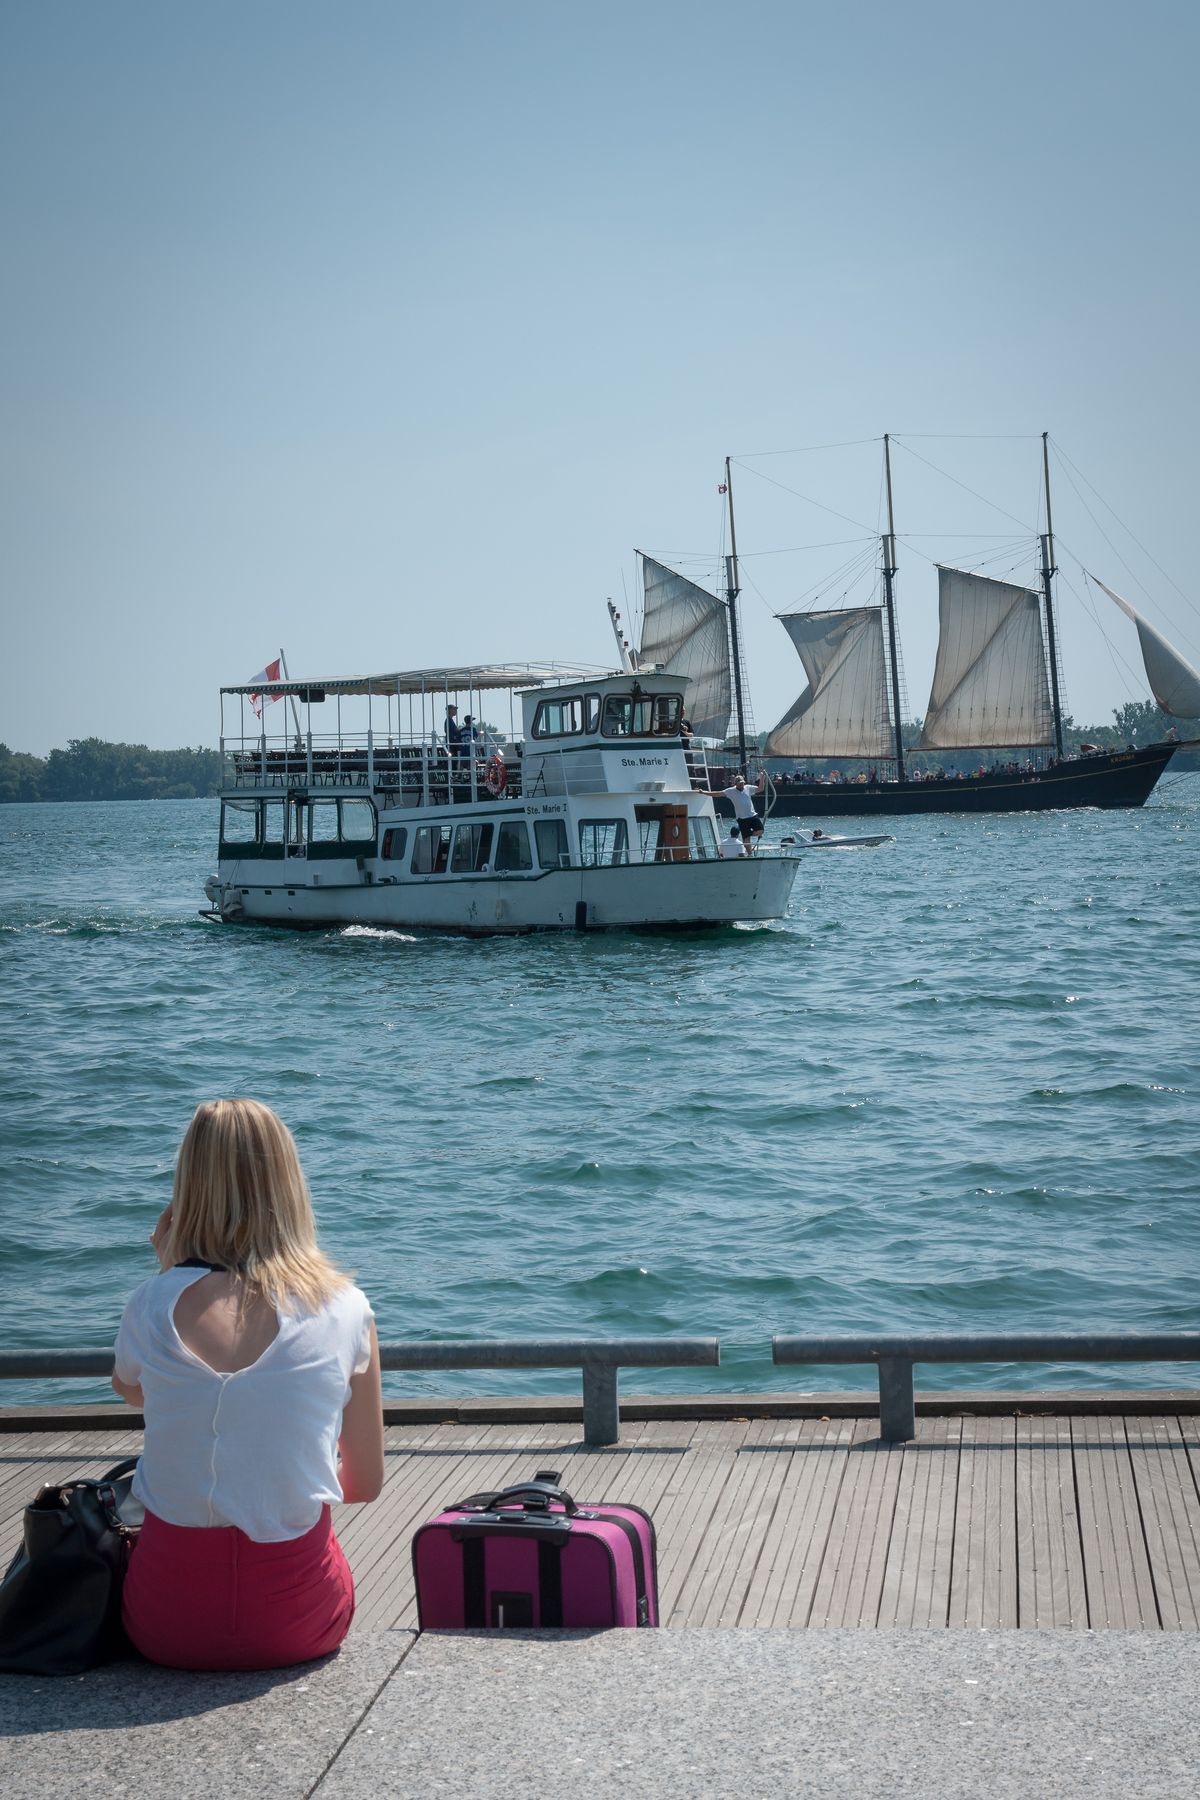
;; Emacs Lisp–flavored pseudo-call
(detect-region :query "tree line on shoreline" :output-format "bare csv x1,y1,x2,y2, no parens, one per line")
1,700,1196,803
0,738,223,803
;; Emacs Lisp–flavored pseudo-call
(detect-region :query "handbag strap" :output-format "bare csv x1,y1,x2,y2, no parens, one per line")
98,1457,139,1483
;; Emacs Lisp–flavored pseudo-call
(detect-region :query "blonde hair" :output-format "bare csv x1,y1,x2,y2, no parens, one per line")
167,1100,349,1313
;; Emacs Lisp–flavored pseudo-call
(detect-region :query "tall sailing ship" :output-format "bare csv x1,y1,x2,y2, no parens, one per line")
633,436,1200,818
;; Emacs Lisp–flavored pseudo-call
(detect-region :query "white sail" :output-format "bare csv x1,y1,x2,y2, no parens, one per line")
764,607,893,759
915,567,1053,750
1087,574,1200,719
638,555,732,739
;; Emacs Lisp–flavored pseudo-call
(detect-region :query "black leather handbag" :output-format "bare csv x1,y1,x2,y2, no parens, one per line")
0,1456,144,1675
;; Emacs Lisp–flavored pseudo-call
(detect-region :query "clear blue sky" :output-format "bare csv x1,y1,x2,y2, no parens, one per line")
3,1,1198,754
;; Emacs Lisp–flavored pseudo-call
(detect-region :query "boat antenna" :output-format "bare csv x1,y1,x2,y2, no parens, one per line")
1040,432,1065,759
724,455,750,771
882,436,906,779
607,597,636,674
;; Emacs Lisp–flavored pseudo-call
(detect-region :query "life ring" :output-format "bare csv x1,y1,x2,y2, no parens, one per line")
485,754,508,797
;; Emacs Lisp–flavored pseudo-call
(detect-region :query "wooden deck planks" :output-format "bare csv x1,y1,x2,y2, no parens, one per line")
738,1418,858,1628
1015,1414,1087,1628
1072,1413,1160,1629
877,1416,962,1629
948,1414,1018,1628
1123,1415,1200,1631
654,1417,749,1625
2,1413,1199,1632
807,1422,906,1629
677,1420,794,1628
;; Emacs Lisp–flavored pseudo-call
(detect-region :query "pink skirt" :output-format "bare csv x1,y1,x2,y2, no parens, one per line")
123,1505,355,1670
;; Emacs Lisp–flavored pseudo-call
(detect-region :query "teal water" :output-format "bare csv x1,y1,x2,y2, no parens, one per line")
2,780,1198,1402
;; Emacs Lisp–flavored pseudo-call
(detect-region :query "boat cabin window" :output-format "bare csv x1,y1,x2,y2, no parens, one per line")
220,800,258,846
691,817,718,859
340,799,376,844
531,695,584,739
262,800,285,844
494,820,533,871
310,800,339,842
601,693,681,737
411,824,454,874
535,818,570,869
579,819,629,866
586,694,601,732
381,827,408,861
451,822,494,872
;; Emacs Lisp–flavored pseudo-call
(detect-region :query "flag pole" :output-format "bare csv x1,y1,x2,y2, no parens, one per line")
278,647,304,743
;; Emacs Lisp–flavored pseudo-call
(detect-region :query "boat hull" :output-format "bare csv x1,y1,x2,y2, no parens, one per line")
744,741,1182,819
206,854,800,935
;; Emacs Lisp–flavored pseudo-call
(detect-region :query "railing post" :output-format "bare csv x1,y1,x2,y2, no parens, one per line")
581,1358,619,1445
878,1357,915,1441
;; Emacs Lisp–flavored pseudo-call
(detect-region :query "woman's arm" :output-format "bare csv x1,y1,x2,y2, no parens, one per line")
111,1202,173,1407
112,1373,145,1408
338,1319,385,1503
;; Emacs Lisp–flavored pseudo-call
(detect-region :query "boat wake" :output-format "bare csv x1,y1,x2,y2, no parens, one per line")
337,924,419,943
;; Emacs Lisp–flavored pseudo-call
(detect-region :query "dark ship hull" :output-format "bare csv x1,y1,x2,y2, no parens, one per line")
716,741,1184,820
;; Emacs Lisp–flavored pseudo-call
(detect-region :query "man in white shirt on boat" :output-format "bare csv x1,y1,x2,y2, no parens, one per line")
719,826,747,858
711,772,765,851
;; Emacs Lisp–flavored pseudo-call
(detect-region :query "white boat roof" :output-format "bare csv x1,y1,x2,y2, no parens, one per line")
222,662,611,699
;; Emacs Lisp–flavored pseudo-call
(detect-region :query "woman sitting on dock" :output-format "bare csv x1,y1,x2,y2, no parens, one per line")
112,1099,384,1670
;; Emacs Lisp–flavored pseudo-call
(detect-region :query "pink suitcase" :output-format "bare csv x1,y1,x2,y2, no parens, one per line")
412,1470,658,1629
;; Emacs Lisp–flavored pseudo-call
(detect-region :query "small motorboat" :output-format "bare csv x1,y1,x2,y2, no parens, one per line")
779,830,895,850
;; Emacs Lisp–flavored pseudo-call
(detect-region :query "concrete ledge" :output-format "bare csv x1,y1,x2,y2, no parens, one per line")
0,1630,415,1800
4,1387,1200,1433
312,1629,1200,1799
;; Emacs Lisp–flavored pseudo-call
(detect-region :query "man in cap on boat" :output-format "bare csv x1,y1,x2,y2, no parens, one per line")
445,704,465,772
710,771,766,851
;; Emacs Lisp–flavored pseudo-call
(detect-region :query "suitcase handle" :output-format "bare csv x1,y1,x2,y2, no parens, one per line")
452,1479,578,1516
449,1514,572,1546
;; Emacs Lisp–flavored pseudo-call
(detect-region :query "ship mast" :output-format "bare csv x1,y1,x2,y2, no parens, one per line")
1040,431,1066,759
724,455,750,772
882,435,906,779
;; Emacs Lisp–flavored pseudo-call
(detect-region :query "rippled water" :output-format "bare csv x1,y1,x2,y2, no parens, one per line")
2,778,1198,1402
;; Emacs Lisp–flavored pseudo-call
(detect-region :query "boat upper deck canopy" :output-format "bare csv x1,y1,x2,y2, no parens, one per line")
221,663,609,700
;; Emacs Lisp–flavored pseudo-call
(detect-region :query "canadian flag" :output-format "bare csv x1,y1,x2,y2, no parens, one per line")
248,658,283,719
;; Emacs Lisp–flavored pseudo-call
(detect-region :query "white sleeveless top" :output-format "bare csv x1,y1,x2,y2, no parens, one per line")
114,1265,375,1542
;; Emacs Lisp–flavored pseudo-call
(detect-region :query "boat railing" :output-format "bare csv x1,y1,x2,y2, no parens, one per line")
772,1330,1200,1442
223,730,523,806
224,735,712,808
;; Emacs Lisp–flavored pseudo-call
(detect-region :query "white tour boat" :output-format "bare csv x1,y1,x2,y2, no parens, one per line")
202,664,801,934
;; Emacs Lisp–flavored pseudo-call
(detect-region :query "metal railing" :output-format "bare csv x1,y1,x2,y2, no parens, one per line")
12,1332,1197,1446
0,1336,720,1447
772,1331,1200,1441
